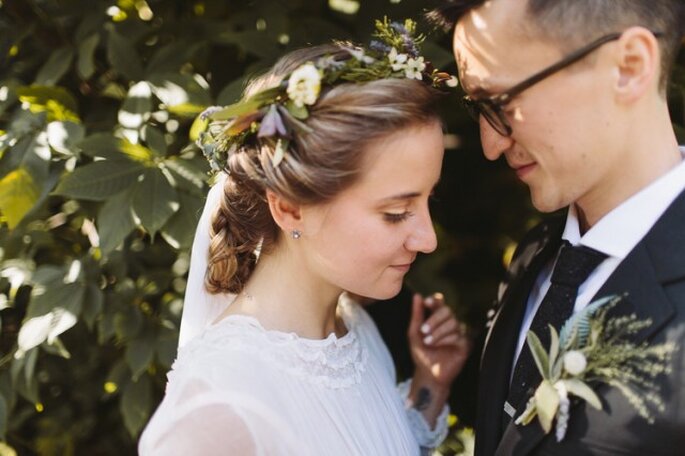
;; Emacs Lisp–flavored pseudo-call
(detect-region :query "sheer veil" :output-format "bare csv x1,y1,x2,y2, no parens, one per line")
178,172,235,349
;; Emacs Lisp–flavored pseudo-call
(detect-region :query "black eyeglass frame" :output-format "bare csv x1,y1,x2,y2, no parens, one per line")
462,31,664,136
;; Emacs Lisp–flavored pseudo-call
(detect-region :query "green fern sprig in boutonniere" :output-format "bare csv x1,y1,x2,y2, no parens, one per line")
516,295,676,441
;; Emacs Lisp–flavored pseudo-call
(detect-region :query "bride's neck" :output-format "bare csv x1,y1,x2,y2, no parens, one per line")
227,244,344,339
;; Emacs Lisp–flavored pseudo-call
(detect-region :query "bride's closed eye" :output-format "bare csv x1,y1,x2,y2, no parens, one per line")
383,211,414,224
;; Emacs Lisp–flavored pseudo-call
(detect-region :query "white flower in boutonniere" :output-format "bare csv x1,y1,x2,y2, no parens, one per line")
286,63,322,108
515,295,676,442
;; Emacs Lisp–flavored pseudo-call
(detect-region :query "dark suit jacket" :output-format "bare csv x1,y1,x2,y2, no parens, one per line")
475,188,685,456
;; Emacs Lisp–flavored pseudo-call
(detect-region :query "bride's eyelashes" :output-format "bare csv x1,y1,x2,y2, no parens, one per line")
383,211,414,224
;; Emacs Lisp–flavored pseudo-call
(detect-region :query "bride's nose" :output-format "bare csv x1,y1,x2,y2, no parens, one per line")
404,209,437,254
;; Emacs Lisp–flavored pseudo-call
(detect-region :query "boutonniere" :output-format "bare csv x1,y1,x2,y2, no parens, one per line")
515,295,676,441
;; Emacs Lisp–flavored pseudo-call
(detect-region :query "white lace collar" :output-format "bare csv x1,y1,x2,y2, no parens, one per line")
174,295,368,389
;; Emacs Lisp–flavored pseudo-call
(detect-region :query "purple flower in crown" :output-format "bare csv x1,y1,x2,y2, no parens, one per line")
258,105,288,138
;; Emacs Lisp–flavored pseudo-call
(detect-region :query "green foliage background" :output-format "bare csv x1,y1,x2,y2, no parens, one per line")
0,0,682,454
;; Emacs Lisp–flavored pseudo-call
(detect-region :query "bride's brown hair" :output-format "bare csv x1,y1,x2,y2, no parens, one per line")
206,45,443,294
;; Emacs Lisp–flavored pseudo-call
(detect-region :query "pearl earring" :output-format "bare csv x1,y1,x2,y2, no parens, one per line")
291,229,301,240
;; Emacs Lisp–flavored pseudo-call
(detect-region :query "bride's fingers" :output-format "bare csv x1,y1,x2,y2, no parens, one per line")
423,317,458,345
429,333,462,348
407,293,425,339
420,305,452,337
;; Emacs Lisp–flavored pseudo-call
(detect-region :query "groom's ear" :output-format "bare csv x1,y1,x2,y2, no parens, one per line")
266,189,302,233
613,27,660,103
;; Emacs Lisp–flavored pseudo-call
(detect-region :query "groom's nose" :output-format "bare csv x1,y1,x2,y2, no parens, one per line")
480,117,515,161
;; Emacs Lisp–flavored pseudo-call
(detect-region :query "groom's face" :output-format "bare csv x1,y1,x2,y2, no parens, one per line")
452,0,621,213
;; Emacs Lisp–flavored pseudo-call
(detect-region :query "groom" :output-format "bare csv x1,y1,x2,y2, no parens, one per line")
433,0,685,454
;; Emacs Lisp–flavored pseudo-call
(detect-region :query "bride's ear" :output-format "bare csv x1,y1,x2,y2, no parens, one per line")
266,189,302,234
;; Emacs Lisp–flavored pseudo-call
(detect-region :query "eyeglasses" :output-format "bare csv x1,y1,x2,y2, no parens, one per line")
462,31,664,137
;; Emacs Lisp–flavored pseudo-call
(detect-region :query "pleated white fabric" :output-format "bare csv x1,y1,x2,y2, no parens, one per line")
139,294,447,455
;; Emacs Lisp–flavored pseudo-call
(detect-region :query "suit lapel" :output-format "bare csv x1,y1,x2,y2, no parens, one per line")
496,189,685,456
476,219,564,456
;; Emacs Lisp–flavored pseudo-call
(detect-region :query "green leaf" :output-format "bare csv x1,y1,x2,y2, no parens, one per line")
217,77,247,105
98,187,137,253
26,281,84,319
548,325,560,377
34,47,75,86
563,379,602,410
0,168,40,229
125,335,155,380
204,99,263,121
142,126,167,156
120,375,152,437
77,33,100,80
107,28,144,81
163,157,207,195
53,160,148,201
82,283,104,330
118,81,152,129
534,380,560,434
0,393,7,441
161,191,203,249
132,168,179,236
155,328,178,368
526,330,550,380
145,42,202,74
188,115,208,142
78,133,154,163
285,100,309,120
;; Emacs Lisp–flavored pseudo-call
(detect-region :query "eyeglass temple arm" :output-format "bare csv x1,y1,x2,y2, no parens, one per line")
494,31,663,104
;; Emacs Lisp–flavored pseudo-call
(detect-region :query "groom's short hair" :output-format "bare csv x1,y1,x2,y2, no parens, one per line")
430,0,685,91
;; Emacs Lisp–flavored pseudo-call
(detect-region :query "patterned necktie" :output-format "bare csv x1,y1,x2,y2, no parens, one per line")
504,241,608,422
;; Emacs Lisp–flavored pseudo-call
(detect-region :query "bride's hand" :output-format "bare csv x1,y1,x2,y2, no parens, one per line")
407,293,471,389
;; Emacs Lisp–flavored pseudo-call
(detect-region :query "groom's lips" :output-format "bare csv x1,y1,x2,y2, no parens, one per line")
512,162,537,180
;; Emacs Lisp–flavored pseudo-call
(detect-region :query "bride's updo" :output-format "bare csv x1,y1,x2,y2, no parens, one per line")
206,44,444,294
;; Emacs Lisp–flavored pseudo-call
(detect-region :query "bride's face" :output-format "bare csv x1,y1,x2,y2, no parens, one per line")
300,121,444,299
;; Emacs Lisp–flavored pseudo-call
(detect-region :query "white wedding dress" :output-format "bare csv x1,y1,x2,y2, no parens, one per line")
138,175,448,455
139,294,448,455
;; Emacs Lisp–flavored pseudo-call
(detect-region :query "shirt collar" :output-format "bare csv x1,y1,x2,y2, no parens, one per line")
562,147,685,259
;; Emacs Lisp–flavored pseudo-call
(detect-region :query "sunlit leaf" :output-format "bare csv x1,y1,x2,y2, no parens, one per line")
78,133,154,163
47,121,85,155
148,73,211,117
118,81,152,129
17,85,80,123
0,168,40,229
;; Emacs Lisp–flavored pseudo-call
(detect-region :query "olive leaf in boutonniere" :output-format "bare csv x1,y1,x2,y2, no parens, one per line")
515,295,676,442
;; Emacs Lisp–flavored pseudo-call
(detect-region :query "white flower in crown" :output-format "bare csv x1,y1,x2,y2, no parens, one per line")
563,350,587,376
388,47,408,71
404,56,426,80
287,63,322,108
446,75,460,88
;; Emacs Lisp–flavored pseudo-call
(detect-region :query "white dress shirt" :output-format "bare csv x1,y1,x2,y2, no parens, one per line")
513,148,685,367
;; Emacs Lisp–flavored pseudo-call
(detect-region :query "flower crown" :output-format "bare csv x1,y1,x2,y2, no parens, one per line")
197,18,459,171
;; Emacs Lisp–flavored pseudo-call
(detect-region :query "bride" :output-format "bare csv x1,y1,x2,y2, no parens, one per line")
139,20,470,455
